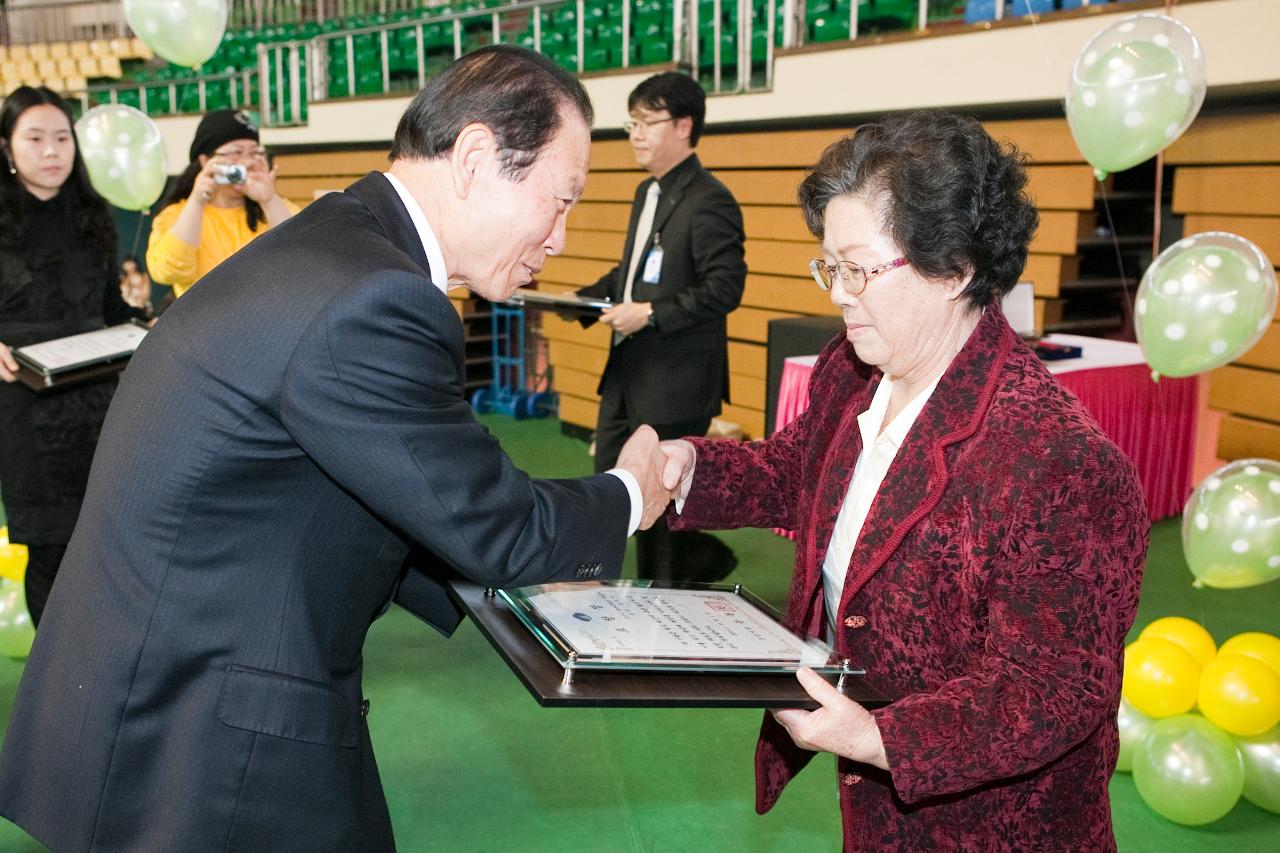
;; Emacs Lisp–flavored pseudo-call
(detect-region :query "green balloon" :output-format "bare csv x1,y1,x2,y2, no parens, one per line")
1116,697,1154,773
0,578,35,660
1065,14,1205,178
1236,726,1280,814
123,0,228,69
75,105,168,212
1133,714,1245,826
1136,234,1278,378
1182,459,1280,590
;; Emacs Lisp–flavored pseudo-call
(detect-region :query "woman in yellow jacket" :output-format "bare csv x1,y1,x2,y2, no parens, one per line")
146,109,298,297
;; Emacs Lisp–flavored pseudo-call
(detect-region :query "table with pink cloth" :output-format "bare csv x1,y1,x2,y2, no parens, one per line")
773,334,1197,536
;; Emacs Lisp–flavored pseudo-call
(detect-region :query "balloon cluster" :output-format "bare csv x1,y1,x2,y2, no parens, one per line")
0,527,35,660
1120,616,1280,824
1182,459,1280,590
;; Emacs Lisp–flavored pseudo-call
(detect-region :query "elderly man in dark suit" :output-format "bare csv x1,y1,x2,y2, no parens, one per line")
578,71,746,584
0,46,671,852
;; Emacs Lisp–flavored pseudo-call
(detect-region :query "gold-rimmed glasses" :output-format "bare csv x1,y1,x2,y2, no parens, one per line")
622,116,674,135
808,256,908,296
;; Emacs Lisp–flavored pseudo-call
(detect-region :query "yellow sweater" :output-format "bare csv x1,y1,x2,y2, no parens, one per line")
145,199,300,297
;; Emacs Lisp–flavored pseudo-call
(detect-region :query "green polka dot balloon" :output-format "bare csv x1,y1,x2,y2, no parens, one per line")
1066,13,1205,180
75,104,168,212
1182,459,1280,590
1136,232,1277,378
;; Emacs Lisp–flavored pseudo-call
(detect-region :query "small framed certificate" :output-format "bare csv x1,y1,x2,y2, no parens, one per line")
504,290,613,315
12,321,148,392
501,580,856,679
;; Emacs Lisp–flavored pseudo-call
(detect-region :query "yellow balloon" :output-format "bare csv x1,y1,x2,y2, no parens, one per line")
1140,616,1218,667
1199,654,1280,736
0,527,29,585
1220,633,1280,680
1123,638,1202,719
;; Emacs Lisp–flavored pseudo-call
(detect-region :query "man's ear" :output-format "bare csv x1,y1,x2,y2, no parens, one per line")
449,122,496,200
674,115,694,143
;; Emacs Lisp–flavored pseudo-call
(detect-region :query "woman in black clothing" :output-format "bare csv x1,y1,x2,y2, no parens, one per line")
0,86,145,626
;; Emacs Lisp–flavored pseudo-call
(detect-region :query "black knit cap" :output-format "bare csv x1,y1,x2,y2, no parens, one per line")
188,109,259,161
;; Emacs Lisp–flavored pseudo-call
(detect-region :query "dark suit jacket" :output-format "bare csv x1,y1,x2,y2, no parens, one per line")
577,153,745,423
0,173,629,852
671,308,1148,851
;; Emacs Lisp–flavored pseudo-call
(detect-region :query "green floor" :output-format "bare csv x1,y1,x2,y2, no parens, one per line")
1,415,1277,851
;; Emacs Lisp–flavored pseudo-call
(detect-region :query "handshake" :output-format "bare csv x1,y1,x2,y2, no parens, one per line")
614,425,697,530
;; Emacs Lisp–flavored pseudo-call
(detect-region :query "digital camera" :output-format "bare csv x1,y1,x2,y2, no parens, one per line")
213,163,248,185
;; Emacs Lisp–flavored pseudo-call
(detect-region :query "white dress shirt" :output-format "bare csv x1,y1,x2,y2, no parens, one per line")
821,373,941,631
382,172,642,535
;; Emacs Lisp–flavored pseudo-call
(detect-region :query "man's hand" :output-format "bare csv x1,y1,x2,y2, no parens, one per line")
600,302,651,337
771,668,889,770
615,425,673,530
0,342,18,383
659,439,696,502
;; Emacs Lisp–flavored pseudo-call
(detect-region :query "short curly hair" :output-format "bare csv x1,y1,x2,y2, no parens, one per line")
798,110,1039,309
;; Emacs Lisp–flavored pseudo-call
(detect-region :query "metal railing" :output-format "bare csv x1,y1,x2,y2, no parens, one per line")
1,1,131,45
72,69,258,117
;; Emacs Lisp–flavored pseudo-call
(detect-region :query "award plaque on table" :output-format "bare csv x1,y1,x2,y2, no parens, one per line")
448,580,890,709
12,321,148,392
504,289,613,316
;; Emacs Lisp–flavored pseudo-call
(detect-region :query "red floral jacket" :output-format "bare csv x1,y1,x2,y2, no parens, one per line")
672,308,1148,851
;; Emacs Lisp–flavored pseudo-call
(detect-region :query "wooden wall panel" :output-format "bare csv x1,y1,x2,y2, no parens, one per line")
564,229,625,261
728,306,804,343
547,340,608,375
1165,114,1280,166
569,202,633,232
1217,415,1280,461
742,274,837,315
1173,167,1280,217
721,403,764,439
551,366,601,403
729,341,766,378
1234,320,1280,372
1024,165,1097,211
1207,365,1280,423
539,256,612,286
557,394,598,430
729,372,766,411
1030,210,1084,256
1022,254,1079,298
1181,214,1280,264
744,238,815,277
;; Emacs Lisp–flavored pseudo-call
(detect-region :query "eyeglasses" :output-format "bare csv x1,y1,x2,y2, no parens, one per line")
213,146,269,163
808,256,908,296
623,116,673,135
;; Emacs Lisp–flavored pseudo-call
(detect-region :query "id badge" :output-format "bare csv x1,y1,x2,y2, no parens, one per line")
641,243,664,284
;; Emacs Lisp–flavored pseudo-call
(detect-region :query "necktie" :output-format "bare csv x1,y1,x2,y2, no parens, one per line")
622,181,661,305
615,181,660,345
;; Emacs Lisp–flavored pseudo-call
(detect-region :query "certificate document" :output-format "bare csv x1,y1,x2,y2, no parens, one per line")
501,581,848,674
14,323,147,376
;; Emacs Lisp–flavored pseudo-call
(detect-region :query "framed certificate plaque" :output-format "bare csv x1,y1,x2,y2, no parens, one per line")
448,580,889,709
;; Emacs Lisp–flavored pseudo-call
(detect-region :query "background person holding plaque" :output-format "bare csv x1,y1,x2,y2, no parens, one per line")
145,109,298,299
576,72,745,584
0,47,671,853
0,86,147,627
660,112,1148,850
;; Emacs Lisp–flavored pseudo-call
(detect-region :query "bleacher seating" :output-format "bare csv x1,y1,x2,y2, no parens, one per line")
0,0,1132,119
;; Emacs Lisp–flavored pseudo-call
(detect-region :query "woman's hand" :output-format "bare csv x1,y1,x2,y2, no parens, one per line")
772,668,889,770
238,162,279,206
0,342,19,383
189,158,222,206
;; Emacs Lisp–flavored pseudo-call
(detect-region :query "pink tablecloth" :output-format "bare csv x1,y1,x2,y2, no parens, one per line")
773,336,1197,532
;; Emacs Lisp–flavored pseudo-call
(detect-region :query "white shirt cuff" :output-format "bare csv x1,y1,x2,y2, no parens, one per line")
606,468,642,536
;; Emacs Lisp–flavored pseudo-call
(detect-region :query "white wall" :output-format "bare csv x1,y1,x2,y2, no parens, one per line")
149,0,1280,170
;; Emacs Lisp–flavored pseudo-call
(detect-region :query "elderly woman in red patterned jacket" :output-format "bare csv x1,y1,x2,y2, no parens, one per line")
660,110,1149,851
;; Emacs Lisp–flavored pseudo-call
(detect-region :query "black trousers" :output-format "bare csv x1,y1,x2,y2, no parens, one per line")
23,543,66,628
594,392,736,584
